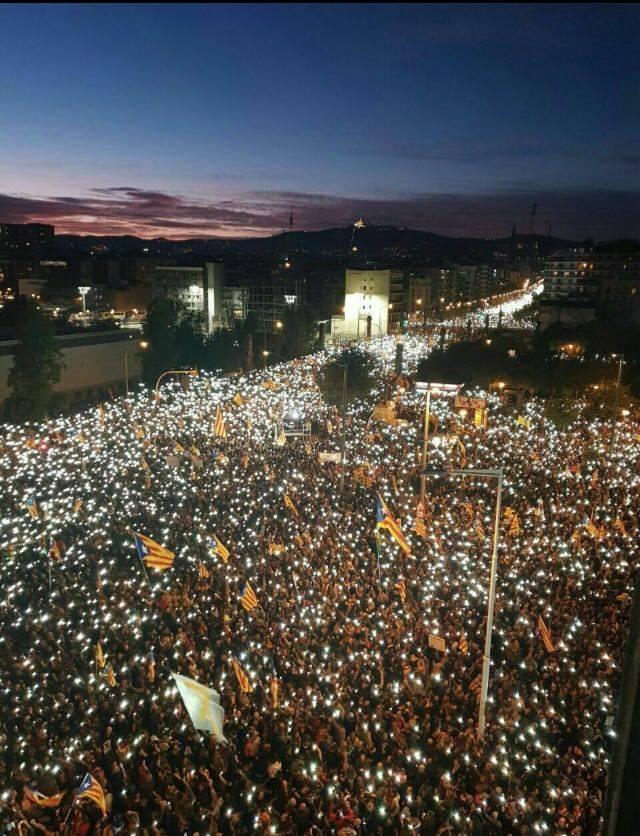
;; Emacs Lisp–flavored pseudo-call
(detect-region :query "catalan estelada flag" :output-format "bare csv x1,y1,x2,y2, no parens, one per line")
198,560,210,580
214,406,227,439
134,532,175,570
284,493,299,517
538,615,555,654
25,497,39,519
459,634,469,655
77,773,106,816
240,581,258,612
231,657,253,693
376,494,411,555
209,534,229,564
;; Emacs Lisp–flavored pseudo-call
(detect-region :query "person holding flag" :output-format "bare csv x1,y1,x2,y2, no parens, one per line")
376,494,411,555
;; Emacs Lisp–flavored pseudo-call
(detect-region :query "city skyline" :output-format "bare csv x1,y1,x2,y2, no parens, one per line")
1,3,638,240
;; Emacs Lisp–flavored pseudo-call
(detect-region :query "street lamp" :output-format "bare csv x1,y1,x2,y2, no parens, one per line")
154,368,198,401
422,465,504,738
415,382,463,503
609,354,625,454
78,286,91,319
124,339,148,397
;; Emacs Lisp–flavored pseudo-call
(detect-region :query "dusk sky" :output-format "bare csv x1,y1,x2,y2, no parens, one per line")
0,3,638,240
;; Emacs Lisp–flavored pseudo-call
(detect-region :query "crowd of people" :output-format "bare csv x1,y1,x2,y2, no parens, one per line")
0,288,637,835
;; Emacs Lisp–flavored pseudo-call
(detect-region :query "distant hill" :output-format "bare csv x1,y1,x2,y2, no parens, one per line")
53,225,579,262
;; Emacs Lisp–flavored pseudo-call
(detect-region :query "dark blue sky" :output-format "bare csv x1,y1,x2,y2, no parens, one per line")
0,3,638,239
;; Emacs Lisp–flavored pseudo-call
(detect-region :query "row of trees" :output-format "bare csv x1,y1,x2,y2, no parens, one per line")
1,297,64,423
140,299,319,385
416,327,639,425
0,297,322,422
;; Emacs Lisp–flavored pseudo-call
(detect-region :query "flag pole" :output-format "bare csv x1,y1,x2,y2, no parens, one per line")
129,531,153,590
61,796,77,829
137,550,153,590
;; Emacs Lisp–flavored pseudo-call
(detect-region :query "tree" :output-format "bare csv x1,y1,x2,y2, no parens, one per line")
279,305,318,360
4,297,64,422
319,347,376,405
141,298,206,385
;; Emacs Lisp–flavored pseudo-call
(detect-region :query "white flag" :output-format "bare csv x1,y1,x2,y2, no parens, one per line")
171,672,226,740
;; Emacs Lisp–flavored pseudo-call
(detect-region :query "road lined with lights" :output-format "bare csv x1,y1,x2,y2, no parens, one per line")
0,283,634,834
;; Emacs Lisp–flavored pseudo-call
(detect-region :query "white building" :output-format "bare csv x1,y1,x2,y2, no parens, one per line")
332,268,404,342
152,263,224,333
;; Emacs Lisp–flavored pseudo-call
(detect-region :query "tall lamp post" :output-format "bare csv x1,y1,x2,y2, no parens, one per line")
609,353,625,454
417,382,463,504
154,368,199,401
124,339,148,397
423,465,504,738
335,364,348,494
78,286,91,320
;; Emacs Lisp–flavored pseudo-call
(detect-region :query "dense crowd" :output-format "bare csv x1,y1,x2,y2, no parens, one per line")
0,287,637,835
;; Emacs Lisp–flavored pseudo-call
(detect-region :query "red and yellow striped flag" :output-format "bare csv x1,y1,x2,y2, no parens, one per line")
538,615,555,654
240,581,258,612
508,513,521,537
473,518,485,541
77,773,107,816
284,493,299,517
134,533,175,571
412,501,427,538
376,495,411,555
209,534,229,564
231,658,253,693
213,406,227,439
614,517,627,536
